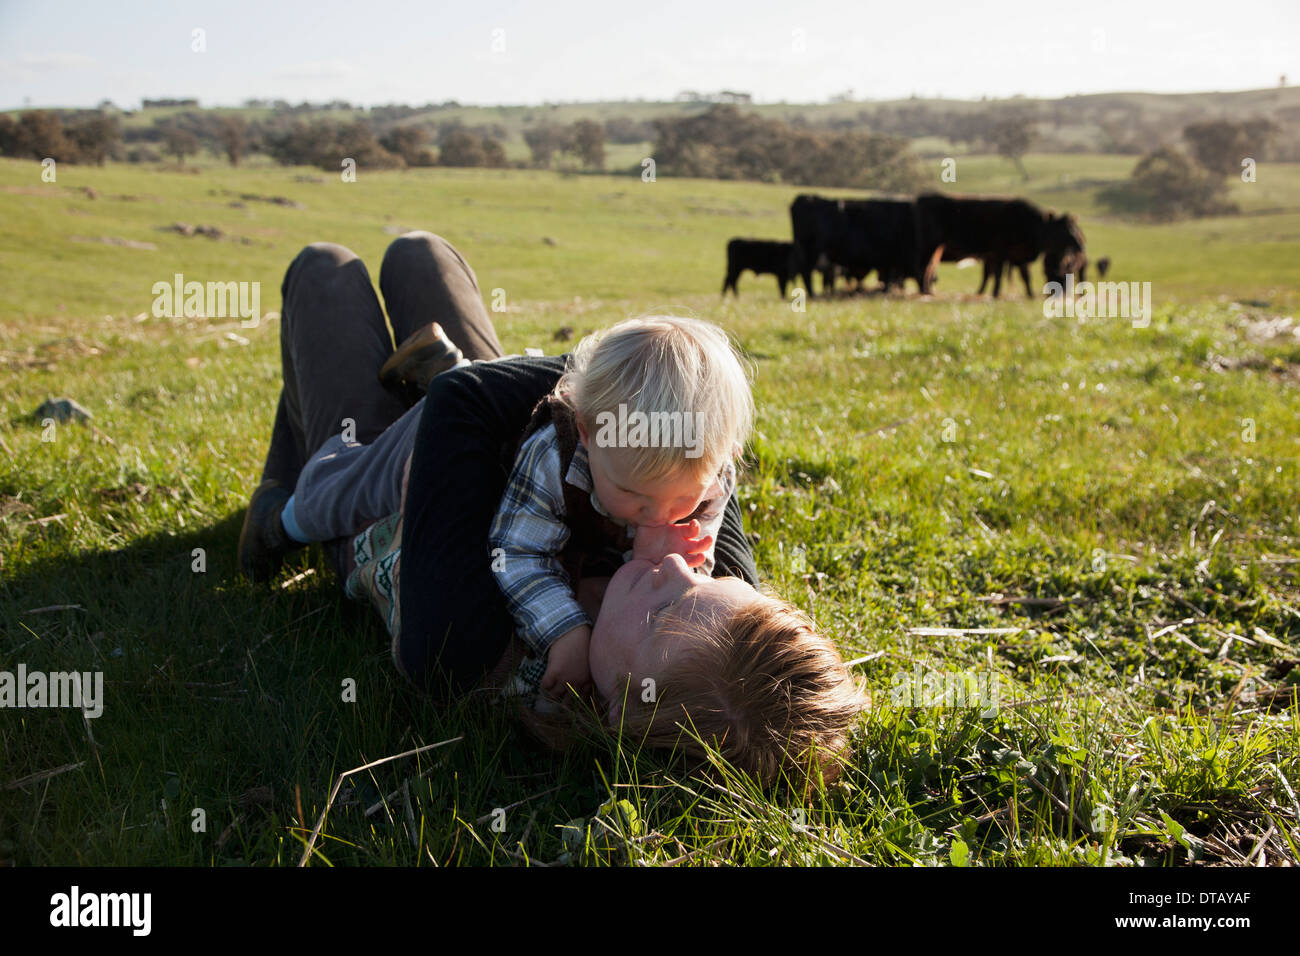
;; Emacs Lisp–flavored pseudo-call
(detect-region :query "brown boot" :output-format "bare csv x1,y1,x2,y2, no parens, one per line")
379,322,464,397
237,479,305,582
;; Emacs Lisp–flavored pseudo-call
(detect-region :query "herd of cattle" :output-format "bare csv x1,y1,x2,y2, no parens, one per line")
723,192,1106,300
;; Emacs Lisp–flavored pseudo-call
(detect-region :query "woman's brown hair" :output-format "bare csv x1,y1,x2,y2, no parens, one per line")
510,591,865,789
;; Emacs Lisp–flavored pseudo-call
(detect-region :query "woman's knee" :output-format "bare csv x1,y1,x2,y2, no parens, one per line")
381,231,476,287
281,242,367,300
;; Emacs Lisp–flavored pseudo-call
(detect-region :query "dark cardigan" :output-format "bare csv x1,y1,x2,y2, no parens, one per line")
397,354,759,696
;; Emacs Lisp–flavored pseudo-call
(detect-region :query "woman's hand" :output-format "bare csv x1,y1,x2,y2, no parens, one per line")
541,624,591,698
632,520,712,568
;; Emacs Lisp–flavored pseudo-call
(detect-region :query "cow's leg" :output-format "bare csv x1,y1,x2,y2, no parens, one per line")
991,260,1003,298
822,267,835,296
798,249,816,299
922,245,943,295
1017,262,1033,297
777,274,788,299
978,260,992,296
722,271,738,296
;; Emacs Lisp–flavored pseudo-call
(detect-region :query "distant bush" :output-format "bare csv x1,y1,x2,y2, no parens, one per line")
127,145,162,163
1097,146,1236,221
1183,118,1277,174
603,116,653,143
650,105,921,190
379,125,434,166
0,110,121,165
216,116,249,166
438,130,506,168
523,119,606,171
263,119,402,170
164,127,200,164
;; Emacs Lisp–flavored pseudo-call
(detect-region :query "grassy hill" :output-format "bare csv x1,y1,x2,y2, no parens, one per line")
1,153,1297,866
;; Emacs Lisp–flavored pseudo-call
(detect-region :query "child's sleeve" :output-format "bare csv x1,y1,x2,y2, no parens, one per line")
487,426,591,657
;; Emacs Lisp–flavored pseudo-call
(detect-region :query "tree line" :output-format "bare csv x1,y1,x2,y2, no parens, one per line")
0,104,1281,218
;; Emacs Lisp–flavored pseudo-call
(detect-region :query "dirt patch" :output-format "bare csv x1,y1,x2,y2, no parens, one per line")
69,235,158,250
157,222,258,244
222,189,303,209
0,335,107,371
0,184,59,197
1205,352,1300,382
0,495,36,522
94,482,152,504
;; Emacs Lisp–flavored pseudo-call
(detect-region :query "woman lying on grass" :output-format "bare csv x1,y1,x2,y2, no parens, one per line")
237,231,863,786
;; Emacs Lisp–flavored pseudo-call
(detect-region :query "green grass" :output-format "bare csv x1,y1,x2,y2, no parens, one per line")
1,154,1297,866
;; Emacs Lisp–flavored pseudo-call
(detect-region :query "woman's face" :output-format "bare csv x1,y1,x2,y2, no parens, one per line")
588,552,757,719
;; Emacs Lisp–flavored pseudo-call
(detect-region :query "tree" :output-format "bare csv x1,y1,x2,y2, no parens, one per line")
439,130,505,168
379,125,431,166
1098,146,1233,221
216,115,247,166
567,120,605,170
990,115,1034,180
165,127,200,164
439,130,486,167
1184,118,1277,174
13,111,74,161
0,114,16,157
336,119,402,170
65,113,121,165
1183,120,1249,176
523,123,565,168
648,104,923,189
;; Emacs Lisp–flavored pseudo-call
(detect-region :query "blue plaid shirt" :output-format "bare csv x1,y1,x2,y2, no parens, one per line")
487,423,735,663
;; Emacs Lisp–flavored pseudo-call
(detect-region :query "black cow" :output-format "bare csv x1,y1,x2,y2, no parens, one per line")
917,193,1086,297
722,238,803,298
790,194,932,296
790,195,843,295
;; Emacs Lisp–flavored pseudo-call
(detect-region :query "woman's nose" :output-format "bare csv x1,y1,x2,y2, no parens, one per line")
656,552,694,584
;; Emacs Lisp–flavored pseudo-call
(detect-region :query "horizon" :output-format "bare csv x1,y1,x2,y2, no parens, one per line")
1,0,1295,112
3,84,1296,114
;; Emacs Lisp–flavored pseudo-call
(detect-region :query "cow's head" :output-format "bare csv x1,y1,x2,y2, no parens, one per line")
1042,212,1087,290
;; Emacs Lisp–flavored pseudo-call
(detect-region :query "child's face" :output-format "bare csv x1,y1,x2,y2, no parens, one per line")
577,422,710,527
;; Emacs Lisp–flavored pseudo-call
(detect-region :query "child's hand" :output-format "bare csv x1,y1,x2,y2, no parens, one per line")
632,519,713,568
541,624,591,697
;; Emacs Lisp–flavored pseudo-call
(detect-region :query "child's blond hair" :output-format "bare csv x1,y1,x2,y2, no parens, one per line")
556,315,754,482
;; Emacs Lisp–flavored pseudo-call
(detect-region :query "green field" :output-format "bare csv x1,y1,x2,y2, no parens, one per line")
1,153,1298,866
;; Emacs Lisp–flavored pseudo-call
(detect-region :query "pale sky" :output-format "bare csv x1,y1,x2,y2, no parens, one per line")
1,0,1296,109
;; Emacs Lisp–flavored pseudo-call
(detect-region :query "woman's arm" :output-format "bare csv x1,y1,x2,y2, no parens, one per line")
576,575,610,621
394,353,758,697
396,355,567,694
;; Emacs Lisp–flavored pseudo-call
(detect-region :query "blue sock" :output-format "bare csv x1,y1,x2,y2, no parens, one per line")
280,494,311,544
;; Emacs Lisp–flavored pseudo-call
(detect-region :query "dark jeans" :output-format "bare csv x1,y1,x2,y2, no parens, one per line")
261,231,504,576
